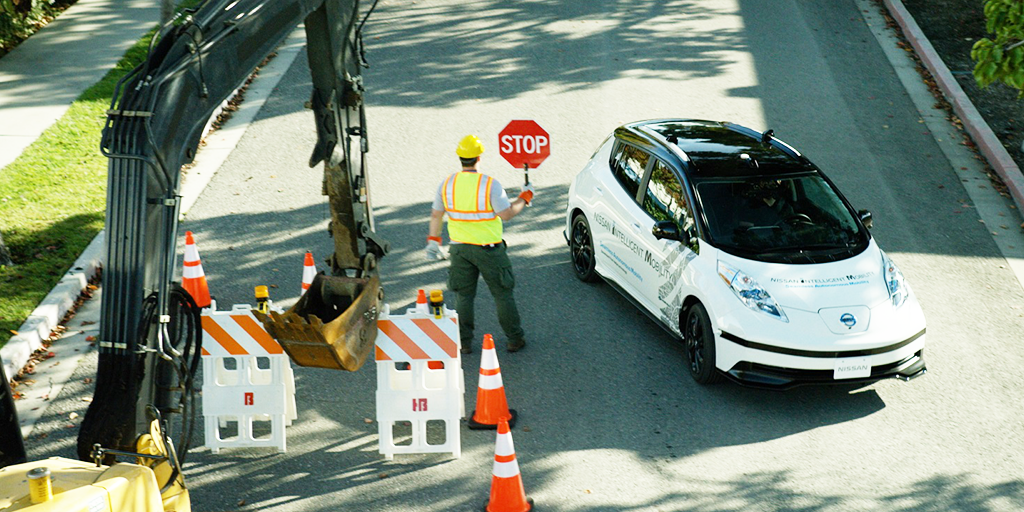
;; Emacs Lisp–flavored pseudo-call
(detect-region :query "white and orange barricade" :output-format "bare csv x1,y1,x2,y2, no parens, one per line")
375,300,464,459
201,303,297,454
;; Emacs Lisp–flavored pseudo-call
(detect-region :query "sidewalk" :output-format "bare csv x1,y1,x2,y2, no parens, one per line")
0,0,159,171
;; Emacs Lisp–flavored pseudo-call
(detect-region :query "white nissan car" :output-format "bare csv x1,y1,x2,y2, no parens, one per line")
565,120,926,389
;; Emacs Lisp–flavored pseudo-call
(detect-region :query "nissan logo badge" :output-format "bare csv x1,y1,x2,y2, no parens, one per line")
840,313,857,328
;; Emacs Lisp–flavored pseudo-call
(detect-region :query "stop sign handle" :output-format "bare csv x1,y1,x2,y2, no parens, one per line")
523,163,532,207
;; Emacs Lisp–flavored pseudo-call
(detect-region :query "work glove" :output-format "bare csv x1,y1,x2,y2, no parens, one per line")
519,183,536,205
425,236,447,260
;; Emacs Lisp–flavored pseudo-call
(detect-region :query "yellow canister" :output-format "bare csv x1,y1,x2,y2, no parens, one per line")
27,466,52,503
428,289,444,318
255,285,270,314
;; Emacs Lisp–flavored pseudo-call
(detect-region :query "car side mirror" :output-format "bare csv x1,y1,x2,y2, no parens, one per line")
858,209,873,229
652,220,681,241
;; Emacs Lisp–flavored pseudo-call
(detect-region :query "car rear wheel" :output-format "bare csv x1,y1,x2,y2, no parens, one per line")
570,214,598,282
685,303,721,385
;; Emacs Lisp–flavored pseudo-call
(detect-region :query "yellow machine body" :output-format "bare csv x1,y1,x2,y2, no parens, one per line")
0,457,164,511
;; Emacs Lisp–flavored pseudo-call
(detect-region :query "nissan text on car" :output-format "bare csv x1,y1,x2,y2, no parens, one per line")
565,119,926,389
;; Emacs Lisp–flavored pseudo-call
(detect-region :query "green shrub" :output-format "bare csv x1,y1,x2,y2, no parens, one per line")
0,0,77,55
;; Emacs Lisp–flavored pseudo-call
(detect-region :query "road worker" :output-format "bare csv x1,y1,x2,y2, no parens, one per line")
426,135,535,354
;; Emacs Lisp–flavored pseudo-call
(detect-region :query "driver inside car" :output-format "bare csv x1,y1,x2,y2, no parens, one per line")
737,178,797,228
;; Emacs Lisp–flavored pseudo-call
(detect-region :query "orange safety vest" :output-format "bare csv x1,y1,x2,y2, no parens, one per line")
442,171,503,245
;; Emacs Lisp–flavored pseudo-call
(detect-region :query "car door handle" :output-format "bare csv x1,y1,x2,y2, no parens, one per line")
632,222,643,233
595,186,603,195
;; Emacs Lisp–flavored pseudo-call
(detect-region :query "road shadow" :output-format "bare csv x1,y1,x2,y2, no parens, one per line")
172,184,948,511
24,354,1024,512
249,0,747,123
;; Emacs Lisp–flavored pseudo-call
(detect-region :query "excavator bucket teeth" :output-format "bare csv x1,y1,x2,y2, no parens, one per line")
254,272,381,371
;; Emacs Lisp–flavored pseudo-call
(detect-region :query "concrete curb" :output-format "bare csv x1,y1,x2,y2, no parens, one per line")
1,27,308,382
1,233,103,379
883,0,1024,212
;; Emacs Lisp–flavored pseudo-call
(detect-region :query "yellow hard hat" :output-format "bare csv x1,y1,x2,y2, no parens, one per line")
456,135,485,158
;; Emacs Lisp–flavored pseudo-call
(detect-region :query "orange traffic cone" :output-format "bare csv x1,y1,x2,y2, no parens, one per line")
301,252,316,296
415,289,428,314
182,231,211,308
468,334,517,430
484,419,533,512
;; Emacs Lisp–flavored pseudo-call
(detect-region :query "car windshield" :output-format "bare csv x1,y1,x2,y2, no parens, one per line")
694,174,868,263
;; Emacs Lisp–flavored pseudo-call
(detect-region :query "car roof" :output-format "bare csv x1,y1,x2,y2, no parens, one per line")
618,119,819,178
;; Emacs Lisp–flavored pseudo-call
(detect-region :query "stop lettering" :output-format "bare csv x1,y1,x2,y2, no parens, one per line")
498,120,550,169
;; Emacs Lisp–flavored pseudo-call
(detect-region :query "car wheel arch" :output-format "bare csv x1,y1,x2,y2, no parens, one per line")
679,295,703,331
569,207,586,224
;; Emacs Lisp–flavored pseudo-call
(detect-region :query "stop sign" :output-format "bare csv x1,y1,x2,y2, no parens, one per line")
498,120,550,169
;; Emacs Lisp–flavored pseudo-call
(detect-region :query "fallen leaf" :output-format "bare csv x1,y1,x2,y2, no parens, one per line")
363,418,373,424
85,336,96,342
81,321,95,326
238,499,247,506
378,473,389,479
69,412,78,420
83,378,93,384
9,330,17,336
80,397,92,402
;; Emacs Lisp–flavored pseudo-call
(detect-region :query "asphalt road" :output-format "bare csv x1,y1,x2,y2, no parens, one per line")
25,0,1024,510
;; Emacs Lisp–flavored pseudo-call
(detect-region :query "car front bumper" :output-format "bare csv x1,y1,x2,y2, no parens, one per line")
715,328,927,390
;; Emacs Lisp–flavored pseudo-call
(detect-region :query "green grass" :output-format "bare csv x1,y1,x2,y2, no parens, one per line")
0,28,162,346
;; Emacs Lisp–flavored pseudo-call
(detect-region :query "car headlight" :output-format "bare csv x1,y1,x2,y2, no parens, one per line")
881,251,907,308
717,261,789,322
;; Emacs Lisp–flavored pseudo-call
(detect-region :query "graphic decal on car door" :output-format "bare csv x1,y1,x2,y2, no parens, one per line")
637,159,700,335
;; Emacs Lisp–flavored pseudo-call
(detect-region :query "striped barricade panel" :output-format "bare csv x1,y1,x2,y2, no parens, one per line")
375,310,463,459
201,309,283,357
200,305,294,454
375,317,459,362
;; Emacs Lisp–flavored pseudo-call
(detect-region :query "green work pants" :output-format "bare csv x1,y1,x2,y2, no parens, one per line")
447,243,525,348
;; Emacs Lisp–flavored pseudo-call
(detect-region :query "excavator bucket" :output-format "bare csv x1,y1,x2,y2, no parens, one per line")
254,272,381,371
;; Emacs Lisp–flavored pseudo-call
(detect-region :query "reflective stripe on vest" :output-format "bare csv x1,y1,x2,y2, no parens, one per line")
443,171,503,245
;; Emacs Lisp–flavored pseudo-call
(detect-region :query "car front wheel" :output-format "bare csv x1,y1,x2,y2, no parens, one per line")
685,302,721,385
570,214,599,282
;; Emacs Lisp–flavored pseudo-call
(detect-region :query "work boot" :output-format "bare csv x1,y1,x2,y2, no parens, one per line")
460,342,473,355
506,338,526,352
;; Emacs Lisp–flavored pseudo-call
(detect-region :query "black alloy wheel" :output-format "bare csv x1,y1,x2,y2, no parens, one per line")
570,214,598,282
685,303,721,385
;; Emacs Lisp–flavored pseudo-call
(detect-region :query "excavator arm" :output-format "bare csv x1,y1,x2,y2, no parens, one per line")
78,0,385,463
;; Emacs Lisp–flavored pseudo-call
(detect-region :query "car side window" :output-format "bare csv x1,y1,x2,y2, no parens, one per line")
643,159,695,236
611,142,649,201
